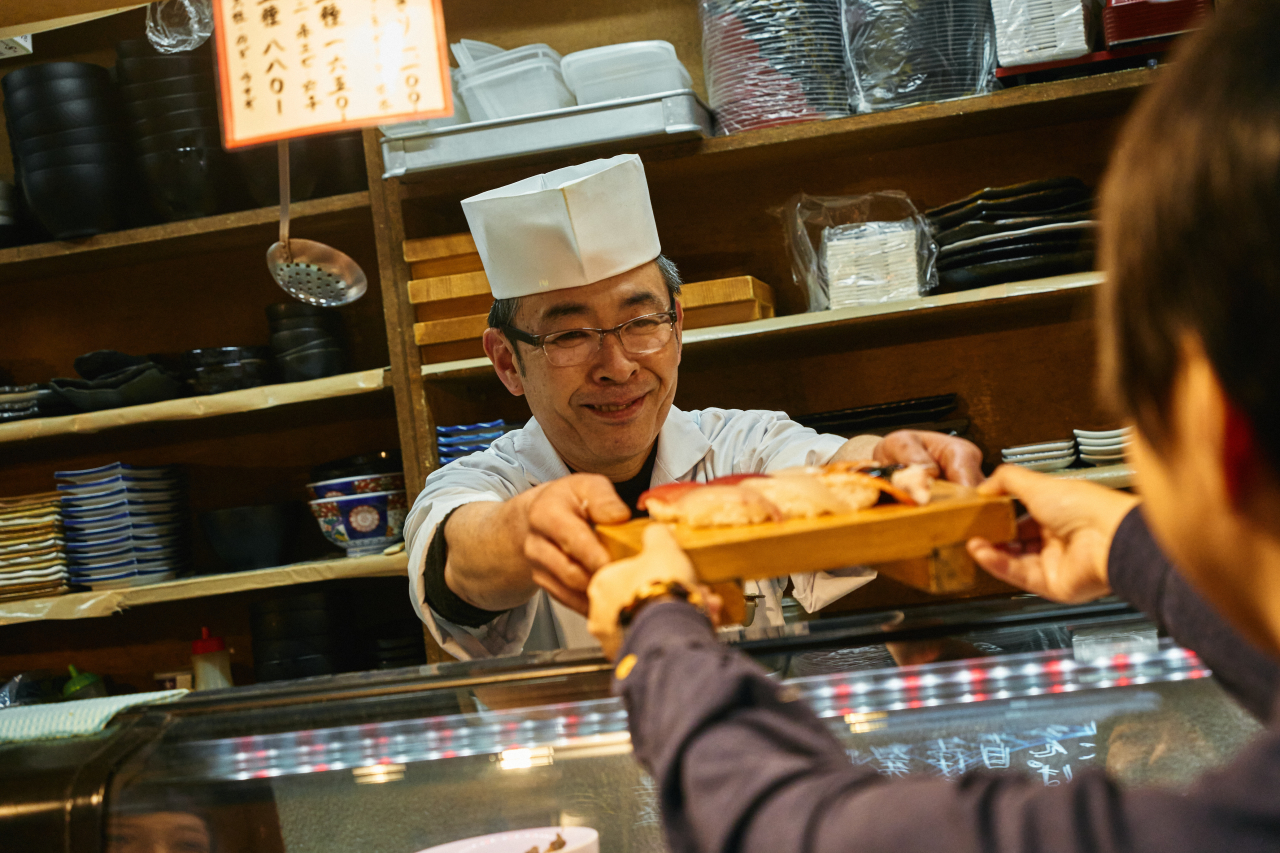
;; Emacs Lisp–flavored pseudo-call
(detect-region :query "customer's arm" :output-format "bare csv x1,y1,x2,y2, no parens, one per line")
969,465,1280,721
617,598,1280,853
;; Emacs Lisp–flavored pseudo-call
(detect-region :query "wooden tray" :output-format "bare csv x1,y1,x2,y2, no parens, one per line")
596,484,1015,593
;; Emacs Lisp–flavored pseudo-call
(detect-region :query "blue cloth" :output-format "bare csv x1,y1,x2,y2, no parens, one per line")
617,508,1280,853
0,689,187,743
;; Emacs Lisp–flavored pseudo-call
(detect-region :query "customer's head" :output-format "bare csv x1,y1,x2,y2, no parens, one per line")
1099,0,1280,649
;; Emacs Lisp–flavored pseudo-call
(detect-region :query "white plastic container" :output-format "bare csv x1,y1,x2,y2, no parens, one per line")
561,41,693,105
458,58,576,122
450,38,504,67
457,43,563,82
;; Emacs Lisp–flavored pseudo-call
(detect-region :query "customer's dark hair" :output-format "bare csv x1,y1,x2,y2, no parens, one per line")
1099,0,1280,474
487,254,683,371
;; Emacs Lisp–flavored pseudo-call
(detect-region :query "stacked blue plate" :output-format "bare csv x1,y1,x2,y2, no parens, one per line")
56,462,187,589
436,420,520,466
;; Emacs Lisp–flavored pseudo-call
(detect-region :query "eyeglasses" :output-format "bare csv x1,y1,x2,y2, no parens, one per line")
501,310,678,367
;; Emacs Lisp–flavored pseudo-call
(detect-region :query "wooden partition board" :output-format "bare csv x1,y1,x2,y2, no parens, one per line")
597,488,1016,594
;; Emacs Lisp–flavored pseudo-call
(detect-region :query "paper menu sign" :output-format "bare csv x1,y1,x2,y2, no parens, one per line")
211,0,451,148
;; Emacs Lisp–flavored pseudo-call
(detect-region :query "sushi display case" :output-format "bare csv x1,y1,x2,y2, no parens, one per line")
2,596,1262,853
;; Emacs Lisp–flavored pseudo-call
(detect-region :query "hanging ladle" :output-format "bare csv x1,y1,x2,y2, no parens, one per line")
267,139,368,306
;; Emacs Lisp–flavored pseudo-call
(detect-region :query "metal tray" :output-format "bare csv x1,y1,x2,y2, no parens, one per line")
380,89,714,178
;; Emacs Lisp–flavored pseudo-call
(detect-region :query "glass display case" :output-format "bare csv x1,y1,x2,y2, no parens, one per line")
3,596,1263,853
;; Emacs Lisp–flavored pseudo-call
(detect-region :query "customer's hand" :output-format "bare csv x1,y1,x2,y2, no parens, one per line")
588,523,720,660
966,465,1140,603
833,430,985,487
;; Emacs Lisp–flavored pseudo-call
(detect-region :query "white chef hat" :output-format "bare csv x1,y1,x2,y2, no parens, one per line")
461,154,661,300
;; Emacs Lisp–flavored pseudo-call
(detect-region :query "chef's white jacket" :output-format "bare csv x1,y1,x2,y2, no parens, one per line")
404,406,876,661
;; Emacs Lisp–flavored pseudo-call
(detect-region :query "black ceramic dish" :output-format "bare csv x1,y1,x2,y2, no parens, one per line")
1,62,110,96
938,235,1092,272
131,106,220,137
270,328,336,352
231,138,318,207
253,635,341,660
117,54,213,85
277,347,344,382
934,250,1096,294
49,365,184,411
312,131,368,196
12,96,121,139
138,147,233,221
187,360,272,395
22,162,127,238
265,301,335,323
198,503,291,571
15,125,122,158
123,91,217,122
119,73,215,102
270,316,341,333
930,189,1094,233
276,339,339,357
182,346,271,367
22,141,131,172
133,126,222,155
73,350,152,380
251,607,342,638
2,76,115,119
925,177,1089,219
935,211,1094,247
310,450,402,482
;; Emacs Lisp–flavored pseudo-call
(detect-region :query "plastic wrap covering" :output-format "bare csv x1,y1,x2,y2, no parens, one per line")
146,0,213,53
700,0,848,134
990,0,1094,68
841,0,998,113
779,190,937,311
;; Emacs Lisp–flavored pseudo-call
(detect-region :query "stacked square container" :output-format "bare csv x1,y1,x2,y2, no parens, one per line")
57,463,187,589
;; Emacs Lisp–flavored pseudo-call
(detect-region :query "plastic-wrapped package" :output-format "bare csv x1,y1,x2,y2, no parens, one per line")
146,0,213,54
841,0,998,113
990,0,1096,68
700,0,848,134
778,190,937,311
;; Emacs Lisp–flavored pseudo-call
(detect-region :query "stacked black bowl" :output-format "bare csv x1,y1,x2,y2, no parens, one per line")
267,302,346,381
1,62,136,239
116,40,239,221
251,590,357,682
178,346,274,395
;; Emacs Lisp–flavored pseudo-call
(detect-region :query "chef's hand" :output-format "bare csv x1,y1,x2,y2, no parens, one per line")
510,473,630,615
836,429,985,486
966,465,1140,603
588,524,721,660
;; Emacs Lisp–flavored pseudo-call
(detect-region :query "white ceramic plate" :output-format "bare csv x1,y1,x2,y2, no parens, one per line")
1075,437,1130,449
1002,439,1075,456
1081,447,1127,458
1074,428,1133,440
1002,449,1076,463
415,827,598,853
1014,456,1077,472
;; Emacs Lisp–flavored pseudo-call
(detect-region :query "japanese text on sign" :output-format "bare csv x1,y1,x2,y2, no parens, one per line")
212,0,450,147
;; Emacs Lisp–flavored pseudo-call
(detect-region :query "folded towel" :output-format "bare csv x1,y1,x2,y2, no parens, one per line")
0,689,187,743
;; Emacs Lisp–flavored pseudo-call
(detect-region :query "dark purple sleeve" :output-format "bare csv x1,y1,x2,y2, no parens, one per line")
1109,507,1280,721
618,600,1280,853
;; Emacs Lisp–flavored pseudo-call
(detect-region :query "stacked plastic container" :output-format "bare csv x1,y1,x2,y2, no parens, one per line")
454,41,576,122
560,41,692,104
700,0,849,133
57,463,187,589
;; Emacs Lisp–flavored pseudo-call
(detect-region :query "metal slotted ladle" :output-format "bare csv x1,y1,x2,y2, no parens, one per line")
267,139,368,306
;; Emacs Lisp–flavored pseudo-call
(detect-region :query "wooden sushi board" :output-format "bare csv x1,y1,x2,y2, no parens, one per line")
596,485,1016,595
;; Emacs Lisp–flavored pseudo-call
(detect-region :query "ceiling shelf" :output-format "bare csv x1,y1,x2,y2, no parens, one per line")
0,551,408,626
0,367,390,443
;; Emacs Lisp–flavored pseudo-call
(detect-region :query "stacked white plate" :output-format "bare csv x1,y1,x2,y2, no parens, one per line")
56,463,187,590
822,219,923,307
1002,438,1076,471
1074,427,1132,466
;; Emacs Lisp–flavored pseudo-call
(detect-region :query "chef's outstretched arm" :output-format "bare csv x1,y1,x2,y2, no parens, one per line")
593,526,1278,853
831,430,985,487
444,474,629,615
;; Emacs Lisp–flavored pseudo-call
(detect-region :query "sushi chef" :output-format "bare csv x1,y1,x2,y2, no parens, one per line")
404,154,982,660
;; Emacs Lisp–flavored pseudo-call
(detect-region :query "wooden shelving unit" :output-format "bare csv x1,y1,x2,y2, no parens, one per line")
0,368,389,443
0,551,408,627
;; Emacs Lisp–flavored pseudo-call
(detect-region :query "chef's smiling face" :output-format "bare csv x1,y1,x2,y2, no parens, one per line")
484,261,683,480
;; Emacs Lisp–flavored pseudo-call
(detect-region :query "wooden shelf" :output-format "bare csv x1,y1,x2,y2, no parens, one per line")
0,191,371,283
397,70,1155,200
420,271,1103,381
0,551,409,626
0,367,390,443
